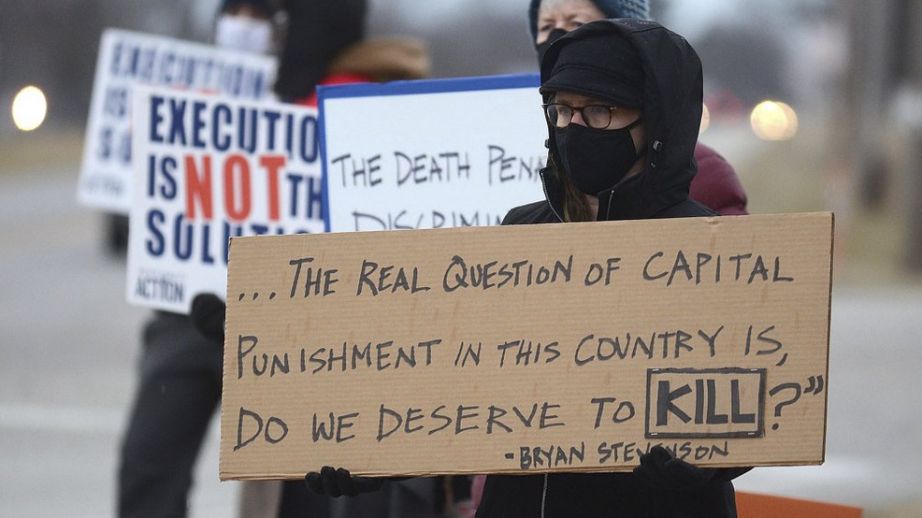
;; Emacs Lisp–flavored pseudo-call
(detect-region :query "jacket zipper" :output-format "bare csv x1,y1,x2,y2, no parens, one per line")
540,473,549,518
539,170,564,223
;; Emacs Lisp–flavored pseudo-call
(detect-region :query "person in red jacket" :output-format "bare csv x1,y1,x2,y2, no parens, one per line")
530,0,748,216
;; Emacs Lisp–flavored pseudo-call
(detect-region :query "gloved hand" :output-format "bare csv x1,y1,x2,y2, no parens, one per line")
190,293,226,345
304,466,387,497
633,445,750,493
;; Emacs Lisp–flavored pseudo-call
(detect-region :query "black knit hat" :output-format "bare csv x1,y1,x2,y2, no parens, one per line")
539,28,644,108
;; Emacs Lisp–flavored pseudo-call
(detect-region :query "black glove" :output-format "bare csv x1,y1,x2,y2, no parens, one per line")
633,445,750,493
304,466,386,497
190,293,226,345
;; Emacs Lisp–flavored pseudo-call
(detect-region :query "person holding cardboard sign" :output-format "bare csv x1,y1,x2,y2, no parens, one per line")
304,17,749,518
474,19,748,517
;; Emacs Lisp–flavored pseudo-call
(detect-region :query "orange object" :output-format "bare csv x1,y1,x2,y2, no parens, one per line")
736,492,862,518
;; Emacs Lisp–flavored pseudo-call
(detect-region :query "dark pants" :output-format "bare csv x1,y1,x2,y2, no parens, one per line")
277,478,442,518
117,312,223,518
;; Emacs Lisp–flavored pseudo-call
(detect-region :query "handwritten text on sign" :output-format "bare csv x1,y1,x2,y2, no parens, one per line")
220,213,833,480
319,75,547,232
127,87,323,312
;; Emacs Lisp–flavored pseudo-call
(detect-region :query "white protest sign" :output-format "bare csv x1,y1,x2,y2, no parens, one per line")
79,28,277,213
318,74,548,232
127,87,323,312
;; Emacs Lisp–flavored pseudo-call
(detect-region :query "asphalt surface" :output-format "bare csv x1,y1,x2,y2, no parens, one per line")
0,168,236,518
1,166,921,517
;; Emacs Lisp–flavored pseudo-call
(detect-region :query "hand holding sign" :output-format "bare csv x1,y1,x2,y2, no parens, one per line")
634,446,750,492
191,293,226,344
303,466,408,497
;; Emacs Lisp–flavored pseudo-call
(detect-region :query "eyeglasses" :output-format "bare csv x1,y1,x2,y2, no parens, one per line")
543,103,622,129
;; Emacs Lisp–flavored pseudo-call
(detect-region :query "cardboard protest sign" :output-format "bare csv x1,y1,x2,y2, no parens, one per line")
78,29,277,213
318,74,546,232
127,87,323,312
220,212,833,480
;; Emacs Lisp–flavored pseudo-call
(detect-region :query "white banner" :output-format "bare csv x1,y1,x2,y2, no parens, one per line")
318,75,548,232
127,87,322,312
79,29,277,213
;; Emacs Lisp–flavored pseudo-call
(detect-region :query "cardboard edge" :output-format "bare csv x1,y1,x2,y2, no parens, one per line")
219,236,238,480
221,458,828,481
821,212,835,465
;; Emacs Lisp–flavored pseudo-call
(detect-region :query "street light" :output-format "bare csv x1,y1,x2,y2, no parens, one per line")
750,100,798,141
11,85,48,132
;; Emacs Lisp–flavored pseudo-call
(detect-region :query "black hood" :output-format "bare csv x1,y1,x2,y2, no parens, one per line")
539,19,703,220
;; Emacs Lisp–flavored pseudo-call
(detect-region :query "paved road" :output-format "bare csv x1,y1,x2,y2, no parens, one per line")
1,167,920,516
733,287,922,511
0,168,235,518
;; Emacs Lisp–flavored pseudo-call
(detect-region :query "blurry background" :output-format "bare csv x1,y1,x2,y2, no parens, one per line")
1,0,921,517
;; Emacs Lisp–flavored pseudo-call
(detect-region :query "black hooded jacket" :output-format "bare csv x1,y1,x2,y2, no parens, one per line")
505,19,715,226
477,20,737,518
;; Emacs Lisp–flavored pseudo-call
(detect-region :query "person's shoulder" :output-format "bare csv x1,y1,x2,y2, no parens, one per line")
694,143,737,184
692,143,748,216
502,201,557,225
694,143,728,165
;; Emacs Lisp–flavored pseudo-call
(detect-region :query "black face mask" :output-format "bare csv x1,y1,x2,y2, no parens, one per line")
536,28,568,66
554,118,644,195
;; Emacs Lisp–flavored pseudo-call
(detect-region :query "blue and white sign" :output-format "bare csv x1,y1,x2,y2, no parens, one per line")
79,29,277,213
127,87,322,312
318,74,548,233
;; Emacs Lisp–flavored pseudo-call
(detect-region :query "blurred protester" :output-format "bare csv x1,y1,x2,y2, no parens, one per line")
215,0,278,53
116,2,279,518
477,18,749,514
102,0,280,255
528,0,748,216
192,0,438,516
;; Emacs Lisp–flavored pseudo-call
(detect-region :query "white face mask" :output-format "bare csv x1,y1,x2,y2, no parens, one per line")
215,14,273,54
